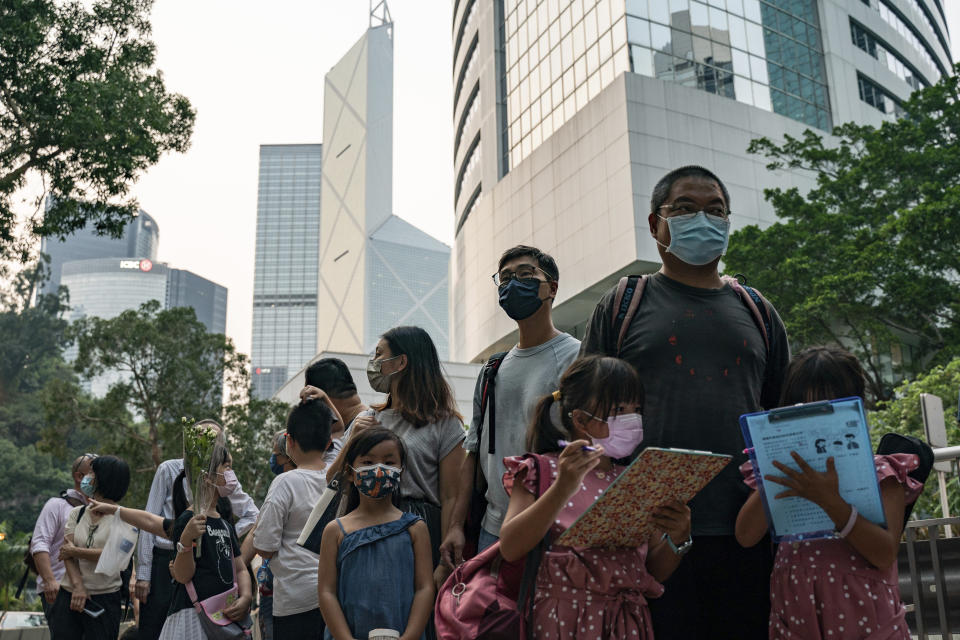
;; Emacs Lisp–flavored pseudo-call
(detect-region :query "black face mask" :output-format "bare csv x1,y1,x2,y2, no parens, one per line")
498,279,544,320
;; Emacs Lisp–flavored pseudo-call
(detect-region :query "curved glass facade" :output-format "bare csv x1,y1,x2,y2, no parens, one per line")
626,0,831,130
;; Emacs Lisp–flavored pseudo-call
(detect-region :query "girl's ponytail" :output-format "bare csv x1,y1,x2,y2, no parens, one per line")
527,391,569,454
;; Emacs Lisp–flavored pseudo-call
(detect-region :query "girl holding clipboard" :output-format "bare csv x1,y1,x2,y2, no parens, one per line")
735,347,923,639
498,356,691,640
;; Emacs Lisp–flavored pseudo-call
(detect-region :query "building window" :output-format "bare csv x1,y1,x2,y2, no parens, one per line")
455,134,481,204
455,85,480,157
454,35,479,110
857,72,905,116
873,0,945,78
850,20,928,91
626,0,831,131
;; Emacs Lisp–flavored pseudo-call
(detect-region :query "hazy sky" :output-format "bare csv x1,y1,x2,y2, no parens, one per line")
73,2,960,359
130,1,453,359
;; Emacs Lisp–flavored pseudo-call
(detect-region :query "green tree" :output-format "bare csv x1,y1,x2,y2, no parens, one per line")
725,64,960,401
0,524,32,611
0,440,72,534
870,359,960,520
43,301,287,507
0,0,195,262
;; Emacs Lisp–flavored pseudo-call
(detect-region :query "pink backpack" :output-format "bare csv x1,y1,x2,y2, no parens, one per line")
435,454,552,640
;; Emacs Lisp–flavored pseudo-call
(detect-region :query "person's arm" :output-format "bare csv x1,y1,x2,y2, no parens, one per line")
765,452,906,569
59,543,102,562
644,499,692,583
252,479,286,561
401,520,435,640
317,521,352,640
63,555,88,612
735,491,768,548
136,461,176,599
87,501,169,538
222,556,253,621
439,451,477,569
499,442,604,562
170,515,206,584
240,521,259,566
434,443,465,586
30,499,63,603
228,489,260,538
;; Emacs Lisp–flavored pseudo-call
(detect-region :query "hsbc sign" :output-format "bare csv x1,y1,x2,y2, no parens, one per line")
120,259,154,272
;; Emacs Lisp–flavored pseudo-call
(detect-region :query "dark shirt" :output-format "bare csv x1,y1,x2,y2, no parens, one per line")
166,510,241,614
580,273,790,535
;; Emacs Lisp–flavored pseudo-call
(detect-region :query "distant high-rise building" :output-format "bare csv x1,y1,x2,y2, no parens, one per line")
251,144,323,399
40,209,159,296
61,257,228,397
451,0,952,362
315,8,451,361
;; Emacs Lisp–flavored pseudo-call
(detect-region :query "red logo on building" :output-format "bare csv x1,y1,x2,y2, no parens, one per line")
139,259,153,272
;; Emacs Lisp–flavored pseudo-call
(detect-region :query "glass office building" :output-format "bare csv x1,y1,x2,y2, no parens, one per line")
450,0,951,362
251,144,323,399
40,208,159,297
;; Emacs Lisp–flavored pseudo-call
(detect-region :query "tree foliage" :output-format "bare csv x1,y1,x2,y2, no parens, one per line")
870,359,960,520
0,0,195,261
725,64,960,401
42,301,287,507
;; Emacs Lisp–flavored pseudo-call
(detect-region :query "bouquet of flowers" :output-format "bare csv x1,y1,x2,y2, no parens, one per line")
182,419,227,520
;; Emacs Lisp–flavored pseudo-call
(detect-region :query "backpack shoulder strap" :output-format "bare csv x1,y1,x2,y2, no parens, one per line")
609,275,648,357
60,490,84,508
721,275,771,355
479,351,509,455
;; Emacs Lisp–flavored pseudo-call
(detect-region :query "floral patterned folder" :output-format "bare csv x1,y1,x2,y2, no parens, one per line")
556,447,732,549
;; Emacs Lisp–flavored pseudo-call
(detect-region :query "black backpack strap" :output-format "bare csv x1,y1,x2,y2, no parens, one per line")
741,284,772,353
609,276,648,357
478,352,509,455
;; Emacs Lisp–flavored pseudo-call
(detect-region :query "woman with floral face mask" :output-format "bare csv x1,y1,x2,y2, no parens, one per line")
498,356,692,640
317,427,434,640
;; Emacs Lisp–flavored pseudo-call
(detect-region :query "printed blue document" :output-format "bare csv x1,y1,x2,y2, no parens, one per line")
740,397,885,541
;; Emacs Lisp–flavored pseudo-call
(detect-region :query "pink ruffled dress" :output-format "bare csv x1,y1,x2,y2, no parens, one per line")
503,454,664,640
741,454,923,640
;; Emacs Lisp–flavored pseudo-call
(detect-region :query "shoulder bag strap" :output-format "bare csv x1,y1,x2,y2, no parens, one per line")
721,275,771,355
516,454,553,628
609,275,647,357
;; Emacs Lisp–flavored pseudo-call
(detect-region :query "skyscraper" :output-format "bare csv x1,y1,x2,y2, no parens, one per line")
40,209,159,297
61,257,228,397
450,0,951,362
251,144,323,399
316,7,451,361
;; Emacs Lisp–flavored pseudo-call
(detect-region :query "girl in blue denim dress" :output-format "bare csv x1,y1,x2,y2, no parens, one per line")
318,428,435,640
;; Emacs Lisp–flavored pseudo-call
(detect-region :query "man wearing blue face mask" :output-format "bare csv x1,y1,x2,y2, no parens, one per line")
580,166,791,640
440,245,580,569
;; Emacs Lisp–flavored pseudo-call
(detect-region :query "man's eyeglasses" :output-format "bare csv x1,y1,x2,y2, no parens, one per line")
73,453,98,474
492,264,553,288
658,203,731,219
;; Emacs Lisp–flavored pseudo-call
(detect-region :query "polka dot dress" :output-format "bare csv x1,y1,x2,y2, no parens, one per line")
503,455,663,640
740,454,923,640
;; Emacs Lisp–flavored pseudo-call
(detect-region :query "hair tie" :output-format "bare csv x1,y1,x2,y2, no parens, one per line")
552,390,562,401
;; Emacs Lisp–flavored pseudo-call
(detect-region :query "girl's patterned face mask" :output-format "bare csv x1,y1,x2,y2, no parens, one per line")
350,463,402,499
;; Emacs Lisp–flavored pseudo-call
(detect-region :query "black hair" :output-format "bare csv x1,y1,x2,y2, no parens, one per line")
497,245,559,281
650,165,731,214
527,356,644,455
173,440,231,518
90,455,130,502
374,326,463,428
305,358,358,399
779,346,866,406
286,398,335,453
171,470,236,522
339,427,407,514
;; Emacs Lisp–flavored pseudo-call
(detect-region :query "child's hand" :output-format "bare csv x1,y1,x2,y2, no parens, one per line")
554,440,604,498
180,514,207,544
766,451,841,508
651,499,691,546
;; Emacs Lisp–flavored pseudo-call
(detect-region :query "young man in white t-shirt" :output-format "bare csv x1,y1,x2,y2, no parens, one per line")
440,245,580,567
254,399,335,640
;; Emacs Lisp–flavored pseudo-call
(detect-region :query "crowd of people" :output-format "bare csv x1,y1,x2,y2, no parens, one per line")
27,166,925,640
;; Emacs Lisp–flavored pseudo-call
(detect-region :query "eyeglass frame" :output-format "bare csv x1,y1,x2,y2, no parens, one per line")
491,263,556,288
657,202,732,220
73,453,98,474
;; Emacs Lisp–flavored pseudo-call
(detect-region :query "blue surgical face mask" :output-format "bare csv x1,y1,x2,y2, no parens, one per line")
498,278,544,321
269,454,285,476
80,474,95,498
657,211,730,266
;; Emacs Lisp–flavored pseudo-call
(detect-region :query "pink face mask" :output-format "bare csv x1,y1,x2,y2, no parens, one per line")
216,469,239,497
589,413,644,458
